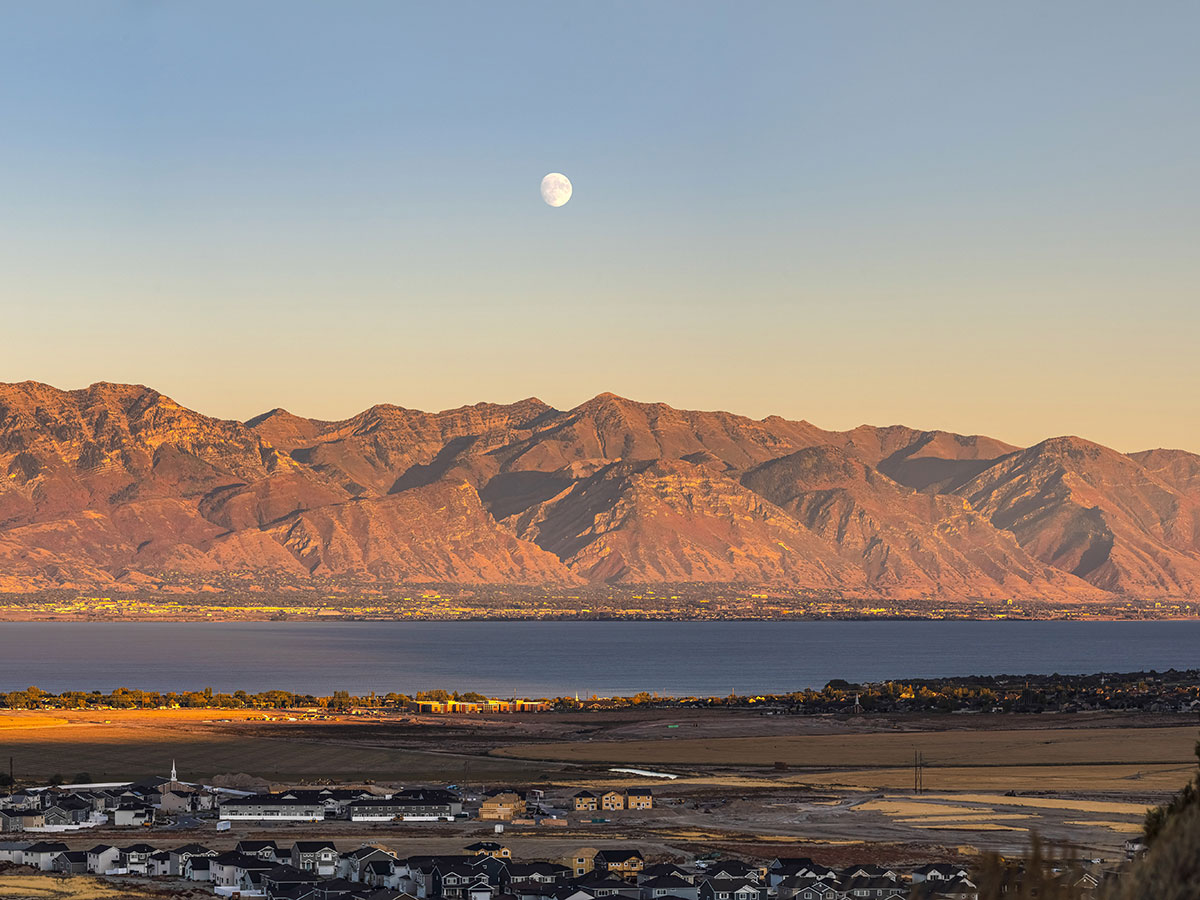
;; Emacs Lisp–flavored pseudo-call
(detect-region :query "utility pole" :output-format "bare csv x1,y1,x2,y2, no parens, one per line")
914,750,924,794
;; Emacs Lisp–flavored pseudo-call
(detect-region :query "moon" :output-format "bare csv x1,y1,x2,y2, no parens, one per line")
541,173,572,207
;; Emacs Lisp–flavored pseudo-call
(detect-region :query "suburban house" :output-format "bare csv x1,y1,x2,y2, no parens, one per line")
149,850,172,877
574,872,643,898
600,791,625,812
400,855,465,897
573,791,598,812
625,789,653,810
500,861,568,893
911,865,971,883
768,859,829,887
479,791,523,821
262,863,323,895
843,866,900,882
0,809,44,831
779,878,841,900
209,850,278,887
641,874,699,900
110,804,152,827
16,842,69,870
339,845,400,881
42,797,93,825
361,858,402,889
219,795,325,822
563,847,599,877
0,844,30,868
167,843,217,876
704,860,761,882
838,874,908,899
184,856,213,882
118,843,157,875
698,879,767,900
292,840,340,875
86,844,121,874
436,862,496,899
466,841,511,859
594,848,645,881
235,839,283,861
639,864,693,884
910,877,978,899
51,851,89,874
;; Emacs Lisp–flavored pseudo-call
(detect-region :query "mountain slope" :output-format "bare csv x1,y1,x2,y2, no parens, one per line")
504,458,860,586
742,445,1096,599
954,437,1200,593
1,380,1197,599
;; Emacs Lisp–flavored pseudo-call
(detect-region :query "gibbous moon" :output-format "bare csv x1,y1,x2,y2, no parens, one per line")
541,172,572,207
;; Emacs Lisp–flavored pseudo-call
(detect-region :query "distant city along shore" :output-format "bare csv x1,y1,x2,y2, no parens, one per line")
3,670,1198,717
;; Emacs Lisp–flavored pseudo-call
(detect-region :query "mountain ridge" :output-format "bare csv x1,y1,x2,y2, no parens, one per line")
1,380,1196,600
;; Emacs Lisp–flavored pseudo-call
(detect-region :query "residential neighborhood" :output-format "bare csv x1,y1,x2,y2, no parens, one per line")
0,833,1128,900
0,767,1134,900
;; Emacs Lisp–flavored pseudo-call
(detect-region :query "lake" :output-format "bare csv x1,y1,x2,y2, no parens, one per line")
1,619,1197,696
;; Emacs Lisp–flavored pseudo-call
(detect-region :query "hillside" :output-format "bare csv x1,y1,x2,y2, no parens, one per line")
1,380,1197,600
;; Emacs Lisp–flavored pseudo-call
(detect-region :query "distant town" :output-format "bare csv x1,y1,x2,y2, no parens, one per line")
2,670,1198,718
0,588,1195,622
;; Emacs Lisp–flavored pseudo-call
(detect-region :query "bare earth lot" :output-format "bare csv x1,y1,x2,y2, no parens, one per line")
1,707,1196,859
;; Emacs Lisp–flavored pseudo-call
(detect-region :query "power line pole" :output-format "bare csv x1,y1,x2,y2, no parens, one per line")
914,750,924,794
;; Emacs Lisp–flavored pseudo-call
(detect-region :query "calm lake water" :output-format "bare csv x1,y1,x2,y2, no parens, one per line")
1,620,1197,696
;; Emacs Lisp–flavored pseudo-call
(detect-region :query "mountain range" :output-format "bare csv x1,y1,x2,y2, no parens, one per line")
1,380,1198,600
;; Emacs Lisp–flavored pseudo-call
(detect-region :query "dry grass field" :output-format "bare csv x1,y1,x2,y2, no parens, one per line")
0,709,560,783
1,709,1194,825
0,873,206,898
796,762,1197,794
493,725,1198,768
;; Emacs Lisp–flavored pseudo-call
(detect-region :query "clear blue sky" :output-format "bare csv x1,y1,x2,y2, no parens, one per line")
1,2,1197,450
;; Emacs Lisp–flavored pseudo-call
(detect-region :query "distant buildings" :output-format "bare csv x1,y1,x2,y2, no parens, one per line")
405,698,550,715
574,788,654,812
479,791,524,821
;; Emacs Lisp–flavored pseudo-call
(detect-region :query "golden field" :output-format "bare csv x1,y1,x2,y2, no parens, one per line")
0,709,555,783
